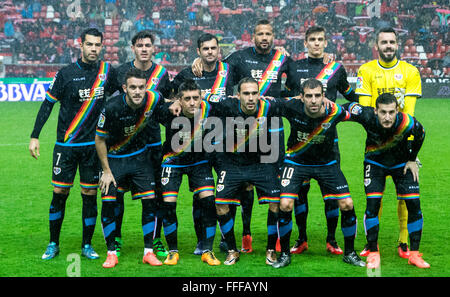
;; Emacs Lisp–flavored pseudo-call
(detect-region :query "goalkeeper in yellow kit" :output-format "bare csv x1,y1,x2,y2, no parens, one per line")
355,27,422,259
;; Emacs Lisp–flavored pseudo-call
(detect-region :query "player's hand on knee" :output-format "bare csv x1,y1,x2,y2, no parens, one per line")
404,161,419,182
99,170,116,194
29,138,40,160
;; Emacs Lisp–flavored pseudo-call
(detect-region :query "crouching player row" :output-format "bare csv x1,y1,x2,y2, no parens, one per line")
95,69,221,268
274,80,428,269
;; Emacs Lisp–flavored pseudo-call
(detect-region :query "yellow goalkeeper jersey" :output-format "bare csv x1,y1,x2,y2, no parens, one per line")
355,58,421,115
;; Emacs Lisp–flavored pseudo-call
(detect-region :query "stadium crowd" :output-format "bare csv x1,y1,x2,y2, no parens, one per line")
0,0,449,78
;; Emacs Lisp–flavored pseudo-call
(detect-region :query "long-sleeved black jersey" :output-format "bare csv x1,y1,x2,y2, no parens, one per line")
31,59,120,145
343,102,425,168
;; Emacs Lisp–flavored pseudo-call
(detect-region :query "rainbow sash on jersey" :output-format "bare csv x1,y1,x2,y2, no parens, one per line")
162,100,211,163
232,99,270,153
315,61,341,83
64,61,110,143
211,62,229,94
286,103,343,157
259,50,286,96
108,90,161,153
146,64,167,90
366,113,414,155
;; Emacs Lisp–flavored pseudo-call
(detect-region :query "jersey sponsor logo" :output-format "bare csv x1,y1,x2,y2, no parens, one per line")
356,76,363,89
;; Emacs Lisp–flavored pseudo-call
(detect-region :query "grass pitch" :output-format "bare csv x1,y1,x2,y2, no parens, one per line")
0,99,449,278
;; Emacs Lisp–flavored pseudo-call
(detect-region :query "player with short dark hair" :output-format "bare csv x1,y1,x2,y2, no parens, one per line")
114,30,172,258
274,78,365,268
158,79,220,266
282,25,359,256
202,77,288,266
95,68,172,268
343,93,429,269
211,19,294,253
30,27,120,261
172,33,235,255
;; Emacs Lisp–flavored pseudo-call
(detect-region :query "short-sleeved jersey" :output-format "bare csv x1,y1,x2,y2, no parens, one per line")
172,61,234,97
96,90,165,157
45,59,120,145
355,59,422,109
343,102,425,167
205,95,285,165
283,57,358,102
283,100,350,166
159,100,213,167
224,47,293,98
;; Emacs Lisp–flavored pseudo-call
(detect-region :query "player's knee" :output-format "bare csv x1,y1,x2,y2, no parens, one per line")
338,198,353,211
198,191,214,199
54,186,70,195
80,187,97,196
216,204,229,216
269,202,279,213
280,198,294,212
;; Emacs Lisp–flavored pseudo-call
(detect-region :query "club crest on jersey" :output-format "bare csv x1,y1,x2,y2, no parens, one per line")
53,167,61,175
208,95,221,103
394,74,403,80
216,184,224,192
98,74,106,81
321,122,331,129
219,70,227,77
281,179,290,187
364,178,371,187
152,78,160,84
145,111,152,118
161,177,169,185
272,60,281,67
325,69,333,75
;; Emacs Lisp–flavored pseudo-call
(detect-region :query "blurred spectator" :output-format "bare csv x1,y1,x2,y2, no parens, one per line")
4,20,15,38
2,0,448,78
443,51,450,68
120,17,133,41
